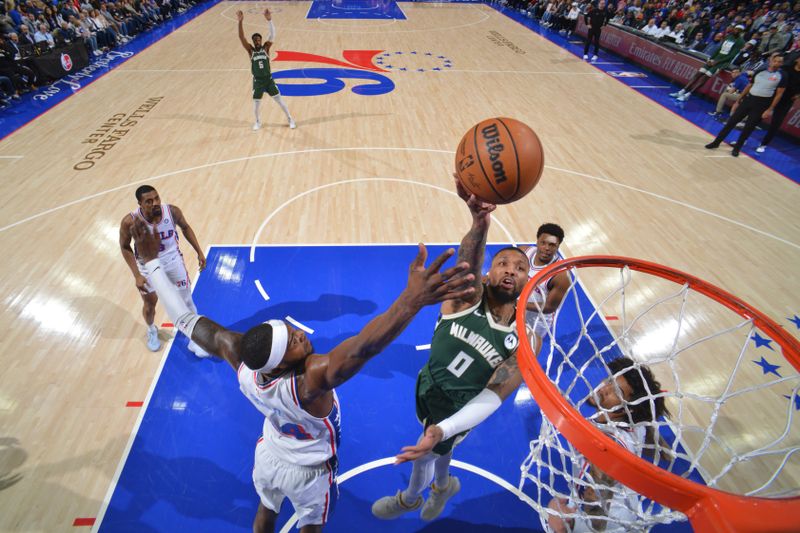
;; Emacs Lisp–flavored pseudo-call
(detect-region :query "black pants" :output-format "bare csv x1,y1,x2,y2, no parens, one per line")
712,94,772,147
760,98,794,147
584,27,601,55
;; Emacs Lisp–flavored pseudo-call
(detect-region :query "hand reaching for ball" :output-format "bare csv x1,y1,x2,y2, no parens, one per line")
454,175,496,223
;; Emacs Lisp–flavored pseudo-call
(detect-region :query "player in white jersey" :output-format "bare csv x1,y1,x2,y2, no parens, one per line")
396,357,669,532
119,185,207,354
523,223,569,355
129,217,476,532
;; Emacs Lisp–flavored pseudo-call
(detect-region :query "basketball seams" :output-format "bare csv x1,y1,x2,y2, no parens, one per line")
496,118,520,201
473,121,506,203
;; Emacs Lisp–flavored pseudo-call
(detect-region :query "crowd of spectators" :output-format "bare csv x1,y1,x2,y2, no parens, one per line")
0,0,203,107
497,0,800,68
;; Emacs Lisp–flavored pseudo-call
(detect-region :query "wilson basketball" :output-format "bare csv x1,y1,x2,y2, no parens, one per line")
454,117,544,204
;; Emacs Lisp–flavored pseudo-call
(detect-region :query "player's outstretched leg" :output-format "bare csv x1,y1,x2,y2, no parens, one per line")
253,99,262,131
253,503,277,533
420,451,460,520
372,453,434,519
143,292,161,351
272,94,296,129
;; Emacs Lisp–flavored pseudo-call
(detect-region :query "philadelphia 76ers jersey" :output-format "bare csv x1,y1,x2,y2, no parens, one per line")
131,204,182,265
238,364,341,467
524,245,559,336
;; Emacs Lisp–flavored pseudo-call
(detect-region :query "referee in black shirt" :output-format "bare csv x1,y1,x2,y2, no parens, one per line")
756,55,800,154
705,53,786,157
583,0,611,62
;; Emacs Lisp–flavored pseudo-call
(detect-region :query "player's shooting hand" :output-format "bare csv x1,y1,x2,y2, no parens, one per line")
454,176,496,222
236,10,243,21
395,425,444,464
406,244,474,308
264,8,271,20
131,218,161,262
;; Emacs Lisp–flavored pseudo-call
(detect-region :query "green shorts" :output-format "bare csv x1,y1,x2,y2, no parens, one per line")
253,77,279,99
415,369,472,455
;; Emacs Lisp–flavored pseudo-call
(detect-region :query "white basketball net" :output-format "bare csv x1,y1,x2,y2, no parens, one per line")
519,263,800,532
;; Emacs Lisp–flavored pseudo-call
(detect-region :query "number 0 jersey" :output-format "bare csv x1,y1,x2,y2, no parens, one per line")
238,364,341,467
420,291,519,411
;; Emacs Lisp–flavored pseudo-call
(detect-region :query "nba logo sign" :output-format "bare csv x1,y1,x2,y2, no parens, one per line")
60,53,73,71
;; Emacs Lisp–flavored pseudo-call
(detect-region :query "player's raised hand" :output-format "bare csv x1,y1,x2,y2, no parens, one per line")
395,425,444,464
131,219,161,263
454,175,495,222
406,244,474,307
236,10,243,21
263,7,271,20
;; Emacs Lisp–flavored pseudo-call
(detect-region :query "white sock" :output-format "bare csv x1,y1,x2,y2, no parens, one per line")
402,453,436,501
272,94,293,121
253,99,261,123
433,451,452,489
147,323,157,332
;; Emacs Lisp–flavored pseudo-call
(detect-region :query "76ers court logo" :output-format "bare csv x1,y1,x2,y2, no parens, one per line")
272,50,394,97
60,53,73,71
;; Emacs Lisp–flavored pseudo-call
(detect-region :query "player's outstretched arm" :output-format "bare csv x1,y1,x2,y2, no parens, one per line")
130,219,242,369
236,10,252,53
441,177,496,314
303,245,474,396
395,351,524,463
119,215,148,294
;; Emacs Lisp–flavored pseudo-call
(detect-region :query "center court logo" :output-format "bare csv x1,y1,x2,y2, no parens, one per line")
272,50,395,96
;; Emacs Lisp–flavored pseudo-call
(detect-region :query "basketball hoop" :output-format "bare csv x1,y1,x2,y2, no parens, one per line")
515,256,800,532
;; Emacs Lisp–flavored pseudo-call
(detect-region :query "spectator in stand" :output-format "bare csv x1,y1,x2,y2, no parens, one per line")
33,22,55,49
685,30,707,52
563,1,580,37
641,17,659,37
668,22,685,44
72,13,99,55
671,25,745,102
733,39,760,71
705,53,786,157
54,19,76,45
756,54,800,153
100,3,130,43
18,24,36,45
583,0,613,62
654,20,671,39
707,67,750,118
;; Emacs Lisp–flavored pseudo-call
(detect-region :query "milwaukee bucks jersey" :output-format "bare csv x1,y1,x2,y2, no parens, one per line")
251,47,271,79
422,293,519,408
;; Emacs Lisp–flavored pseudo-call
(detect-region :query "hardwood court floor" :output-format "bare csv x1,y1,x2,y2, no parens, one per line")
0,1,798,530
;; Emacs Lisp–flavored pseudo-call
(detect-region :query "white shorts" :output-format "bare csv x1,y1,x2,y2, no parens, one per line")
137,257,190,294
252,438,338,528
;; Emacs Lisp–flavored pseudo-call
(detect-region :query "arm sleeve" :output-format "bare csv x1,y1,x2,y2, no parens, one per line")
144,258,202,338
266,19,275,42
437,389,503,440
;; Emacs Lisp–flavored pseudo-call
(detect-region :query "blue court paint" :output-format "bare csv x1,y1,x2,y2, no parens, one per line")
0,0,220,141
307,0,407,20
486,2,800,184
99,245,693,532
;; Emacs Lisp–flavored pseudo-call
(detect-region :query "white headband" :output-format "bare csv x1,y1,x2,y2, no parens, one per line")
256,319,288,373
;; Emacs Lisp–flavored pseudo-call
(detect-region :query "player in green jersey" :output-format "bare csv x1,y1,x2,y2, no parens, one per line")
237,8,296,131
372,178,531,521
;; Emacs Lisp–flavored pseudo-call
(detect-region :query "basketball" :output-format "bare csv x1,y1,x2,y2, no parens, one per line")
454,117,544,205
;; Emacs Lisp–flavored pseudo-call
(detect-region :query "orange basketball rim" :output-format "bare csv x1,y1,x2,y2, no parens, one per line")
515,255,800,533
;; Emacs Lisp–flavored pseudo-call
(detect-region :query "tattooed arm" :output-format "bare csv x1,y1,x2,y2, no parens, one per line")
440,177,496,315
584,464,617,531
